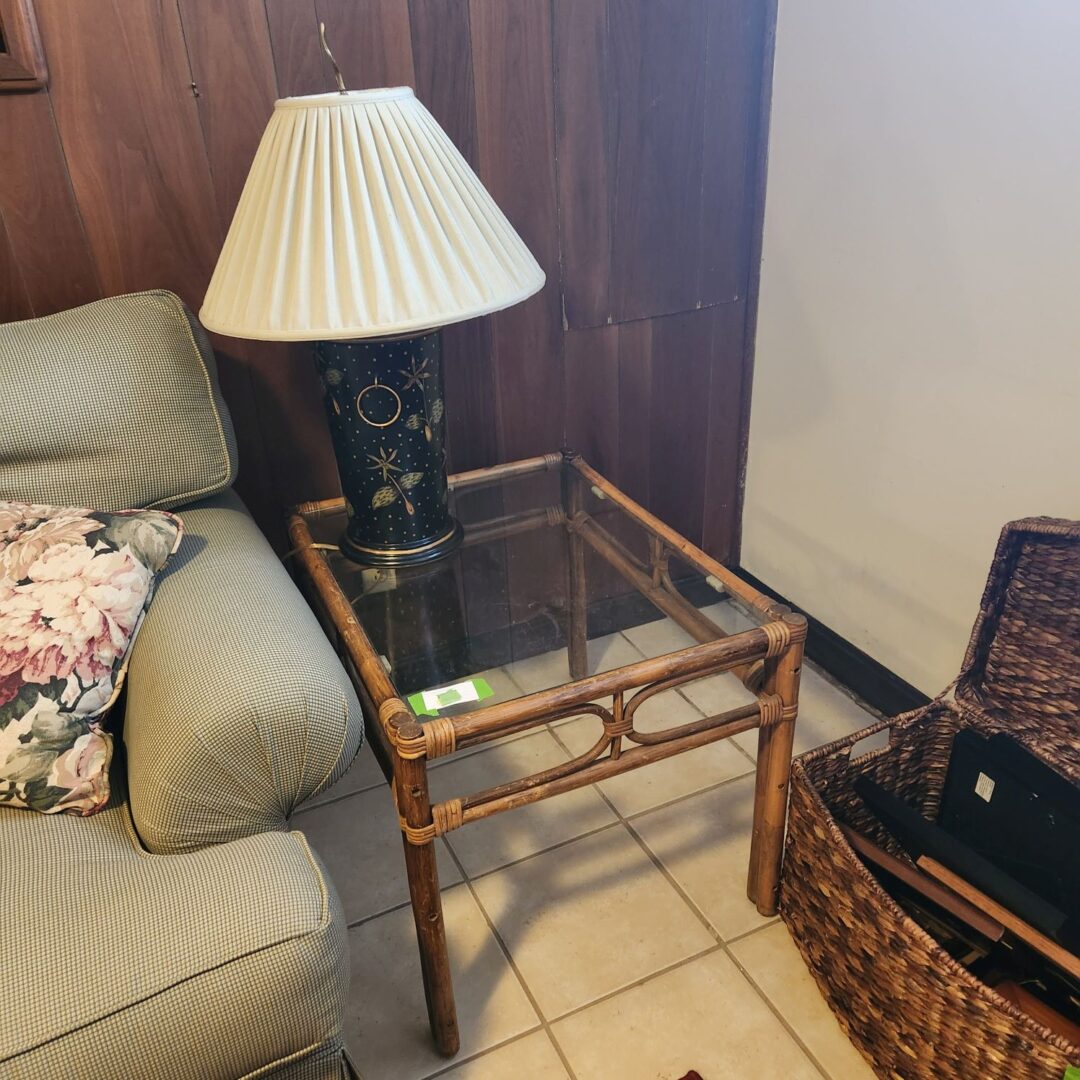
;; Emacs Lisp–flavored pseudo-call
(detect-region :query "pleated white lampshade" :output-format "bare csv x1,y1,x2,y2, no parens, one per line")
200,87,545,341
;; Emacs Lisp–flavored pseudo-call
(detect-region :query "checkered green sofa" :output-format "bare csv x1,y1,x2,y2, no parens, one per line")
0,292,364,1079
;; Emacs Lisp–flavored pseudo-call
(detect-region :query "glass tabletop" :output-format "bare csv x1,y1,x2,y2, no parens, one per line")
300,456,766,712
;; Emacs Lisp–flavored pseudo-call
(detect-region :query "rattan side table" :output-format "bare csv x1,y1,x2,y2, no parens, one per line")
289,451,806,1057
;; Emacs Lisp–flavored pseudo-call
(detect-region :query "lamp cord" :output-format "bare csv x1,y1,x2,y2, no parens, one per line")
280,541,339,563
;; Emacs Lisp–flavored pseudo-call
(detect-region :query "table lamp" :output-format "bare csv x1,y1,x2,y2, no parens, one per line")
200,39,544,566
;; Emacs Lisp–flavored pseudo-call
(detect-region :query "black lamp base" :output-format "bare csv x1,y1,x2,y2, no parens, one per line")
315,330,462,566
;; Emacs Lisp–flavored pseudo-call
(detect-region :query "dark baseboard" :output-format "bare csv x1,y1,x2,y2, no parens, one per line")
734,567,931,718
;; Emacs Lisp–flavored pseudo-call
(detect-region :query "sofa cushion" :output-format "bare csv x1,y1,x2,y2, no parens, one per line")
0,501,182,815
0,797,348,1079
124,488,364,854
0,290,237,512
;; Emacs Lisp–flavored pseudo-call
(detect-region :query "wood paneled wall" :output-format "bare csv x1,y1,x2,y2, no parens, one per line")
0,0,772,556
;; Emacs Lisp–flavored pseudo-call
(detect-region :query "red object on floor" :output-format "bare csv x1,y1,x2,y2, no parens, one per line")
677,1073,703,1080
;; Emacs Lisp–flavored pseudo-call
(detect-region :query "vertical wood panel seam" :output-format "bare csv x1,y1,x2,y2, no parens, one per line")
549,0,569,337
695,1,714,308
699,308,718,552
173,0,219,229
602,0,614,325
179,0,278,524
0,209,32,317
41,88,103,303
173,9,204,147
464,0,508,464
548,0,570,445
550,0,569,448
604,0,620,325
261,0,285,93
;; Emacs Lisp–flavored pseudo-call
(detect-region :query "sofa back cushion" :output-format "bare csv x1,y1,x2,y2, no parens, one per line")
0,290,237,511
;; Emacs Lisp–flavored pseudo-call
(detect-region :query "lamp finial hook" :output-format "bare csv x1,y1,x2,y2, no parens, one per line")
318,22,348,95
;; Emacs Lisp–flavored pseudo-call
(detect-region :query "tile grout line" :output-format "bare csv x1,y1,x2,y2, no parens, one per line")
436,683,736,1066
418,1026,548,1080
437,837,582,1080
341,832,820,1070
345,897,412,932
724,943,834,1080
544,719,722,941
621,767,756,823
342,838,458,931
295,706,542,818
802,653,886,722
544,941,727,1027
445,819,626,884
607,635,840,1078
618,789,833,1078
294,780,384,816
441,762,760,892
723,918,780,945
545,708,835,1080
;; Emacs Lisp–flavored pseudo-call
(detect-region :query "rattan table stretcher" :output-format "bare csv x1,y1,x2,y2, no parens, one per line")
289,452,806,1057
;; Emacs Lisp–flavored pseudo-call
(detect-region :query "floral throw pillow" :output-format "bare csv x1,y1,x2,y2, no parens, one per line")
0,501,182,815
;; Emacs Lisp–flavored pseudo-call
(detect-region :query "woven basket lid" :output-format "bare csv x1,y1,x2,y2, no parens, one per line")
956,516,1080,777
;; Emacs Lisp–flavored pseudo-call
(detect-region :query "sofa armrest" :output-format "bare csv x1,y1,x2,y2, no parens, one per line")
125,488,363,855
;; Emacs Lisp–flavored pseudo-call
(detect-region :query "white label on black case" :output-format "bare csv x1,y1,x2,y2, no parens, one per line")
975,771,996,803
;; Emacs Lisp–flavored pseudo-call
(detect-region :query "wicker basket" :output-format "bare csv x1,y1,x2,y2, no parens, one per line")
781,517,1080,1080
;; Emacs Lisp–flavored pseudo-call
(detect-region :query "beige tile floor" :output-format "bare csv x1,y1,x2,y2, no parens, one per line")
294,617,882,1080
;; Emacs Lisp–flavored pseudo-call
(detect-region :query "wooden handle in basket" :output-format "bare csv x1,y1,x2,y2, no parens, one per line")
918,856,1080,981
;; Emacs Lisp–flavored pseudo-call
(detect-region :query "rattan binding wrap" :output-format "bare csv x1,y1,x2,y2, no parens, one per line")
781,518,1080,1080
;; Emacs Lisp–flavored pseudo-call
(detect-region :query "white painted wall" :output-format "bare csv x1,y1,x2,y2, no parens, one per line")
743,1,1080,695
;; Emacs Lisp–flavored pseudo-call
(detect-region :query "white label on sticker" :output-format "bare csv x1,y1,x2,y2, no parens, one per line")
421,681,480,712
975,771,996,803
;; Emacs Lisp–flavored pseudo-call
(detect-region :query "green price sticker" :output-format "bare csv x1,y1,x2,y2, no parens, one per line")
408,678,494,717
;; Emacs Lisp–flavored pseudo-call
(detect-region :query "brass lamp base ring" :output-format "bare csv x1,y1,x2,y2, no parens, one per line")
339,519,464,567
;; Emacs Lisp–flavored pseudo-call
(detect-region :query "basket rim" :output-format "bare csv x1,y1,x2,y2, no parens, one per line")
792,698,951,771
787,705,1080,1057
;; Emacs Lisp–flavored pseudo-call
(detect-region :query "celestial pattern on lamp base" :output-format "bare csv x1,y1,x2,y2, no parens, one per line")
315,331,463,566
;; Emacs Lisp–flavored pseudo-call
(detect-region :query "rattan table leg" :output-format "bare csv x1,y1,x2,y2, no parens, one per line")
395,752,460,1056
747,615,805,915
562,449,588,681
